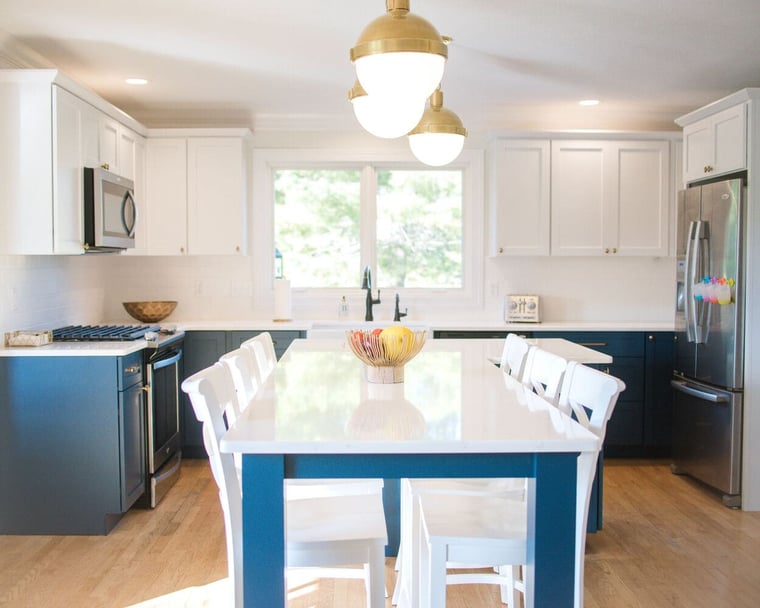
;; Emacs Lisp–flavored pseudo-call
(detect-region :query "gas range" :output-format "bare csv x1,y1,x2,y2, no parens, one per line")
52,324,161,342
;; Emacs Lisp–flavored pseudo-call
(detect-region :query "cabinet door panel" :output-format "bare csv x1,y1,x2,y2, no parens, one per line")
187,138,247,255
53,86,86,254
683,121,712,182
120,384,146,511
490,139,550,256
713,105,746,174
146,138,188,254
617,142,669,255
551,141,607,255
99,115,120,172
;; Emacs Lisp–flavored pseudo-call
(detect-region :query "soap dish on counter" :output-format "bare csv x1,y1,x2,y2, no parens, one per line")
4,330,53,347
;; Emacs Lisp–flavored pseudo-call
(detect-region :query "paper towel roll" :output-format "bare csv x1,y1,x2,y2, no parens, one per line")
273,279,292,321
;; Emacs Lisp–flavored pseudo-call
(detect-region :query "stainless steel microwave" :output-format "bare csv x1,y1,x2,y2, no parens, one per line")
83,167,137,252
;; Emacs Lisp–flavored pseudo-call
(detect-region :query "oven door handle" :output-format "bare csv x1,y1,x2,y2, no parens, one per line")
150,348,182,370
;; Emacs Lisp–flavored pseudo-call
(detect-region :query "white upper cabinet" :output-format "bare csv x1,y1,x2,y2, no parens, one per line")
682,104,746,184
0,70,146,255
98,114,141,180
489,139,550,256
551,140,670,256
146,132,250,255
145,138,188,255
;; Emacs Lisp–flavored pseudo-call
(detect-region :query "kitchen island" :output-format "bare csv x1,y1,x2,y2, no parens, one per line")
221,338,600,608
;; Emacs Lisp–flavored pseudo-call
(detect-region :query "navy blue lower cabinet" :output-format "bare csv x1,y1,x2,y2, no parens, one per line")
181,330,306,457
181,331,227,457
0,351,146,535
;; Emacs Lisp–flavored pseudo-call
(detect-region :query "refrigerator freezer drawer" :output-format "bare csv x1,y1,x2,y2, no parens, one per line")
671,378,742,500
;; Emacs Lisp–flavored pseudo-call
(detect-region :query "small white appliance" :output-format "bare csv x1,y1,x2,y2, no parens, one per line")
505,295,540,323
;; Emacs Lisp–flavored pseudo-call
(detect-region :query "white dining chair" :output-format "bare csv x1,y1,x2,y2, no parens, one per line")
241,332,277,379
416,362,625,608
391,340,534,606
218,346,384,500
218,347,262,427
499,333,532,380
181,362,388,608
521,346,568,403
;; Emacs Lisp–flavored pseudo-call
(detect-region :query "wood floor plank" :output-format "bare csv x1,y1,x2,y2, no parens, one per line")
2,459,760,607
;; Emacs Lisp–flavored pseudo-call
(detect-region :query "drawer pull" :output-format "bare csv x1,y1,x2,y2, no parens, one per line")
578,342,607,347
124,365,141,374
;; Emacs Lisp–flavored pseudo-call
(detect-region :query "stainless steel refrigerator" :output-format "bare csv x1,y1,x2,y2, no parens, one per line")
673,177,745,507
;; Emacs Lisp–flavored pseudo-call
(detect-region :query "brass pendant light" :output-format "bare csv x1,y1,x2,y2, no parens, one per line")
408,88,467,166
350,0,448,103
348,80,426,139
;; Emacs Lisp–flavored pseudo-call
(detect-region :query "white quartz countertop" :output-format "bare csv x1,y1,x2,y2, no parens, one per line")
173,319,674,332
0,340,147,357
221,338,600,454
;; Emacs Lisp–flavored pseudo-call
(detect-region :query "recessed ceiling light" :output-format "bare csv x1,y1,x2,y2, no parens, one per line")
579,99,600,106
125,78,148,85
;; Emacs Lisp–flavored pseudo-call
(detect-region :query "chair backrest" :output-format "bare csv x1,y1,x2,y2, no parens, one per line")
181,362,243,606
499,333,531,380
521,347,568,403
557,361,626,438
219,347,262,426
241,332,277,379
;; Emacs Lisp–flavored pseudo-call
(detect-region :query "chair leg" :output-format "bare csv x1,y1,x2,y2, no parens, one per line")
392,479,411,605
498,565,522,608
366,542,387,608
427,539,448,607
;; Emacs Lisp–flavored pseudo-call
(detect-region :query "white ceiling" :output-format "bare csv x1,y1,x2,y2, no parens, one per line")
2,0,760,133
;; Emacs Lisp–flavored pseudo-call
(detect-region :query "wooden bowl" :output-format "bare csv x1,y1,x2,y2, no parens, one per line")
123,301,177,324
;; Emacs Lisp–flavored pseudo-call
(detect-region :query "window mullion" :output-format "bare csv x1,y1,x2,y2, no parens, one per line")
359,165,377,280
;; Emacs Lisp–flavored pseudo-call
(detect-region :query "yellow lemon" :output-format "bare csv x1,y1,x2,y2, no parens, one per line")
380,325,414,357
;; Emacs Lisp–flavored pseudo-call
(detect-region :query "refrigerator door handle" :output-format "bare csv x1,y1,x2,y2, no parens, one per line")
694,221,711,344
671,379,729,403
684,220,697,343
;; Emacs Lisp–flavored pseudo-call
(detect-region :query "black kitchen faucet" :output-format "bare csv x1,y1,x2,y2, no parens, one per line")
361,265,381,321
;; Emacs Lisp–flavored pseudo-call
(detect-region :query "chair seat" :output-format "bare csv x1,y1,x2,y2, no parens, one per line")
407,477,525,498
419,493,527,546
288,494,388,545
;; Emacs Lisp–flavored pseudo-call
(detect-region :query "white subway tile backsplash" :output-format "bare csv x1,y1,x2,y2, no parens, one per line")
2,252,676,334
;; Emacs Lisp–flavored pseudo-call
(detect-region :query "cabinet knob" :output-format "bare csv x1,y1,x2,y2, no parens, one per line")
648,334,654,342
101,163,110,170
604,248,610,254
235,245,240,253
704,165,713,173
180,246,185,254
498,247,504,254
612,247,617,254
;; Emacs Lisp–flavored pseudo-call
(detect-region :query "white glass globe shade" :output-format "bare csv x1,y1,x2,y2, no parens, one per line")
409,132,465,167
355,52,445,102
352,93,425,139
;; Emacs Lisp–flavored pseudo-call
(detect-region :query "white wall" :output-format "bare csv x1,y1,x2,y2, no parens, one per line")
0,254,108,334
1,252,675,333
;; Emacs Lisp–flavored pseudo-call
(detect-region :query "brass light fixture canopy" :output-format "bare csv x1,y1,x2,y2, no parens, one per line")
350,0,448,63
350,0,448,102
408,89,467,137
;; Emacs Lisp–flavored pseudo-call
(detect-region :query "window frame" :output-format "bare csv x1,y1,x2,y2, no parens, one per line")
251,148,484,315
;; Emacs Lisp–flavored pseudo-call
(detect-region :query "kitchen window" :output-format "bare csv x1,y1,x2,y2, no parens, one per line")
252,149,484,309
274,168,463,289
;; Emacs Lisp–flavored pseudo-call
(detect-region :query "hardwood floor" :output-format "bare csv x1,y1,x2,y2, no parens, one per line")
1,459,759,607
